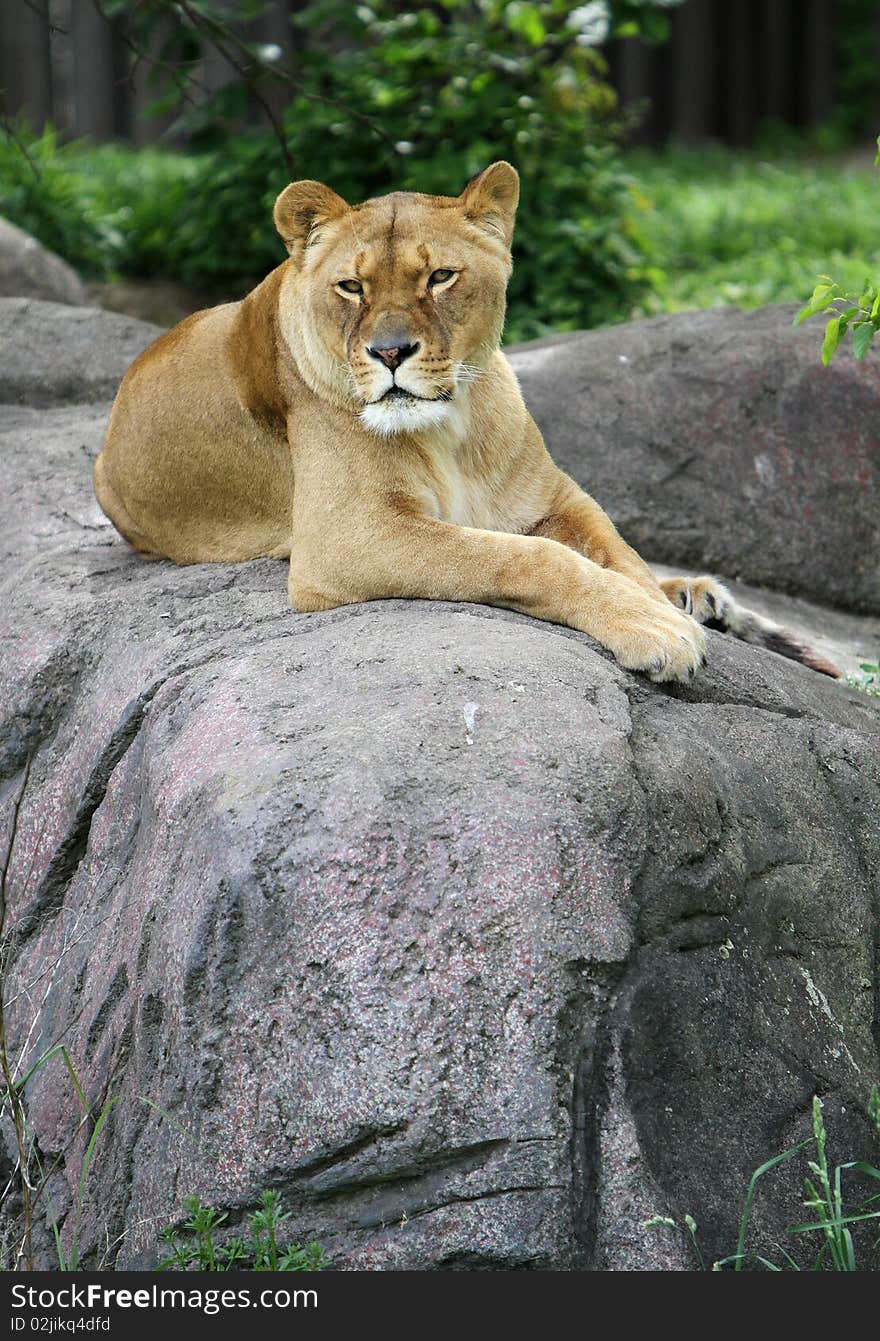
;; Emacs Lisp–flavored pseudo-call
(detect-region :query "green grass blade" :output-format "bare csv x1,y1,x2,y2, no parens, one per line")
2,1043,91,1114
842,1226,855,1270
68,1096,119,1272
734,1138,813,1271
843,1161,880,1183
789,1207,880,1233
774,1244,801,1270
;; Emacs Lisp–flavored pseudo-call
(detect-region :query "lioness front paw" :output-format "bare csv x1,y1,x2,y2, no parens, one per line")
600,590,707,683
660,575,731,626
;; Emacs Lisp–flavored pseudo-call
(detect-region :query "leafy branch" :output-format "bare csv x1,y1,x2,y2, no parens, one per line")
794,134,880,363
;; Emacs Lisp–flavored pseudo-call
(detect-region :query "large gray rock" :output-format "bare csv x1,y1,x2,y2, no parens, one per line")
0,218,87,306
508,305,880,615
1,304,878,1272
0,299,163,408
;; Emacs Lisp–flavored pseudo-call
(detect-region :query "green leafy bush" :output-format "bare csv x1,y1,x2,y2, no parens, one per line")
0,127,124,276
260,1,662,338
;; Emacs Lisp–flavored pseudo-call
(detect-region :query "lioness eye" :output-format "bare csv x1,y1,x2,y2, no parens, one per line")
337,279,363,294
428,269,455,287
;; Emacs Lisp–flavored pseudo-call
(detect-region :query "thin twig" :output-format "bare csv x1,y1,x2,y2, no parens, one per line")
178,0,401,154
0,112,42,180
90,0,400,167
176,0,298,176
21,0,68,37
91,0,204,112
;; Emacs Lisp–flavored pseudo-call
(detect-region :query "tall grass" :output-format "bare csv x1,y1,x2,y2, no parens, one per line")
647,1088,880,1270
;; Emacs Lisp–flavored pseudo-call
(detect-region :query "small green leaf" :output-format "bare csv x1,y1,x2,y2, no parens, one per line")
821,316,842,365
793,282,835,325
852,322,875,360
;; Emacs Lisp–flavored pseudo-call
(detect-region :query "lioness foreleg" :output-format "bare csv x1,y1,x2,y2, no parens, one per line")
530,481,668,601
533,489,839,679
290,511,706,683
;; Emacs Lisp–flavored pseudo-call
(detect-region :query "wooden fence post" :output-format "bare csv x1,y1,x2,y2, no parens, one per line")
760,0,793,126
803,0,835,128
70,1,121,139
0,0,53,130
670,0,716,144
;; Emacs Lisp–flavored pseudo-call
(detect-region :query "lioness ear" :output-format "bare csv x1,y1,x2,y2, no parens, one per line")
273,180,350,257
459,161,520,247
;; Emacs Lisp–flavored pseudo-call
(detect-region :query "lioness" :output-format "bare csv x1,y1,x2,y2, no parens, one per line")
95,162,837,682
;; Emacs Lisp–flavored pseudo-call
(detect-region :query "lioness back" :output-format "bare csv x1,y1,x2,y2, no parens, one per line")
97,286,297,565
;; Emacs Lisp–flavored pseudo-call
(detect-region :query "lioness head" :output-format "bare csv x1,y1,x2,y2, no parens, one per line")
273,162,519,435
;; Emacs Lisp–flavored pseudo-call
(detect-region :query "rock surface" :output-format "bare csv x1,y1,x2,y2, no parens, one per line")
0,299,162,409
1,301,878,1272
0,218,87,307
508,305,880,615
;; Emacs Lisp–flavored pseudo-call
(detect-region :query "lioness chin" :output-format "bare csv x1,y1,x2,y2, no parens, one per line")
94,162,839,683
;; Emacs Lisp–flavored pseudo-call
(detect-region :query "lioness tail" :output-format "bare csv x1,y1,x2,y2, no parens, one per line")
660,575,842,679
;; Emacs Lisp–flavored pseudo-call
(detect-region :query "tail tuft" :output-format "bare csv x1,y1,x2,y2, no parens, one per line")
758,628,842,678
716,592,842,679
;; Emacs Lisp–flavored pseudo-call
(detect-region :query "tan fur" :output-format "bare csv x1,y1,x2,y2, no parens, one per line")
95,163,832,684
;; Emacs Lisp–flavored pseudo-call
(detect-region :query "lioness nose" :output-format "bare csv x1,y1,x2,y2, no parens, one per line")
367,341,420,372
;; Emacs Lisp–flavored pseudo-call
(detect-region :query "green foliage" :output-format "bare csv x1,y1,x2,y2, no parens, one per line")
177,0,663,338
609,0,683,44
157,1191,328,1272
628,144,880,319
845,661,880,697
0,127,124,277
794,275,879,365
646,1088,880,1271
